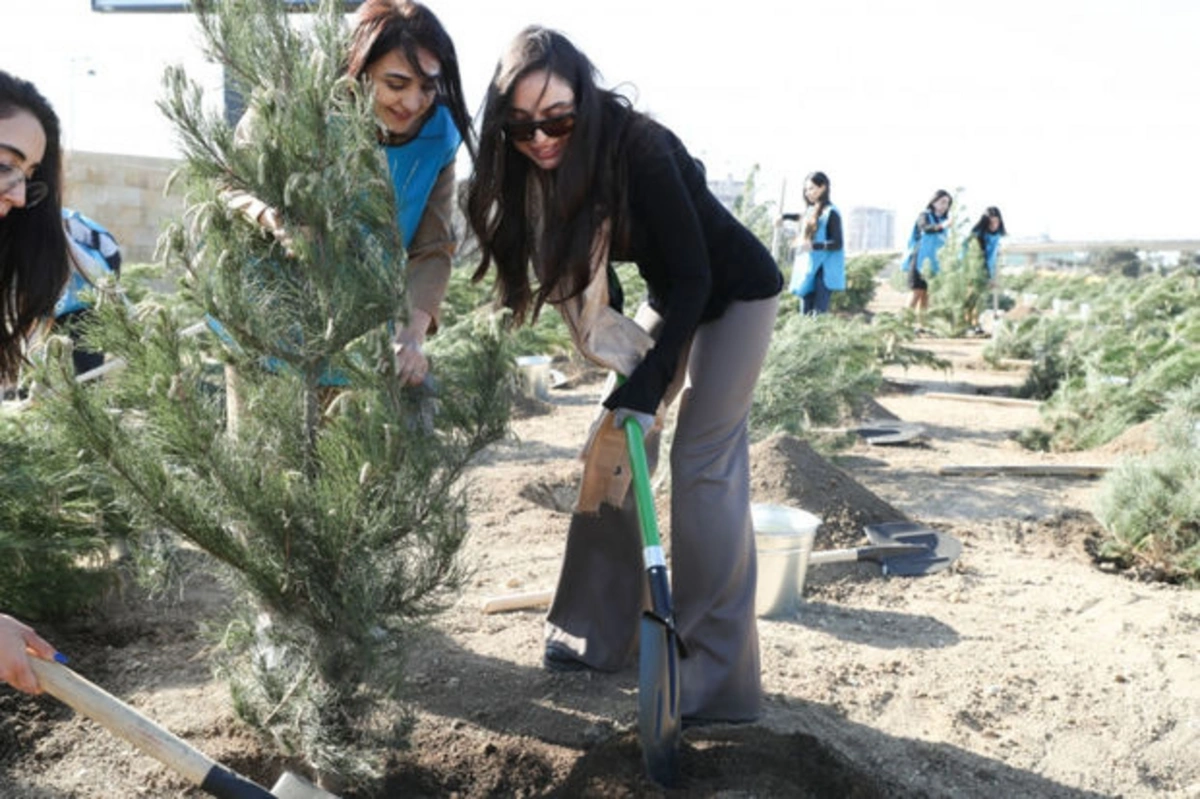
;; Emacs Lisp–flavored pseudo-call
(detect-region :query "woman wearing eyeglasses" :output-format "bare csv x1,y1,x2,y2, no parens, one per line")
466,27,782,725
904,188,953,329
225,0,473,386
788,171,844,315
1,71,69,383
0,70,70,695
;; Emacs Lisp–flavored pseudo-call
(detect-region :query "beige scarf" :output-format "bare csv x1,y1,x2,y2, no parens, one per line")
527,178,686,512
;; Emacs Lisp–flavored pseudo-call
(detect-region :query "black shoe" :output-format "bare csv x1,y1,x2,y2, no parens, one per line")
543,643,592,673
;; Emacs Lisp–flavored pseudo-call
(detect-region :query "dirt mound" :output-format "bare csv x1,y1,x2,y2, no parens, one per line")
1090,419,1159,457
558,727,886,798
750,433,909,548
850,396,900,422
1003,304,1037,323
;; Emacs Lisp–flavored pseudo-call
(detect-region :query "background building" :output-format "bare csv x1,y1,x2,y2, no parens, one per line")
707,174,746,212
846,206,896,252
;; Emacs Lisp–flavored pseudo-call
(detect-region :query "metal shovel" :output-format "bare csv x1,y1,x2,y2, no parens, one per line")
29,659,336,799
624,417,681,788
803,523,961,577
862,521,963,576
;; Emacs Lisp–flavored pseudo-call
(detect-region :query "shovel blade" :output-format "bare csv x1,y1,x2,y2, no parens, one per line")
270,771,340,799
864,522,963,576
639,613,681,787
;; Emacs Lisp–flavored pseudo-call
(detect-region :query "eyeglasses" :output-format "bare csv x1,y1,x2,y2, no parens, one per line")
505,112,576,143
0,163,49,208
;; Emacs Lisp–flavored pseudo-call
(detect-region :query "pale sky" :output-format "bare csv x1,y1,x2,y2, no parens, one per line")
4,0,1198,244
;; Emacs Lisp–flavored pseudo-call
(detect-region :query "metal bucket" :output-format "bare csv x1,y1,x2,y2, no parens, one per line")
751,503,820,618
514,355,552,400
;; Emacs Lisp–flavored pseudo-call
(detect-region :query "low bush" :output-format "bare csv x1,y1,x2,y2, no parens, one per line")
1093,382,1200,584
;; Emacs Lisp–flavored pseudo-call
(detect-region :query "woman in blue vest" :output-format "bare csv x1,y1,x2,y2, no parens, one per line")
0,70,70,694
904,189,953,327
788,171,844,315
968,206,1006,282
962,206,1006,332
230,0,473,387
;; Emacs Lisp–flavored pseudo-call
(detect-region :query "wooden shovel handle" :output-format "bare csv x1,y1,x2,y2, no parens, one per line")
30,658,216,784
28,658,274,798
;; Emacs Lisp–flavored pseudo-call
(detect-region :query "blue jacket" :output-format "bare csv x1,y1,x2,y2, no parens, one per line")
979,231,1003,279
211,106,462,385
56,208,120,318
905,209,949,277
789,203,845,296
384,104,461,249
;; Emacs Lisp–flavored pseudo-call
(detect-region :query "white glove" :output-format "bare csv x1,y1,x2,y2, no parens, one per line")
613,407,655,437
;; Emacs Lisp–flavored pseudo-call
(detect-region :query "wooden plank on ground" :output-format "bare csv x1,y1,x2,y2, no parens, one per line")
482,589,554,614
922,391,1041,408
939,464,1111,478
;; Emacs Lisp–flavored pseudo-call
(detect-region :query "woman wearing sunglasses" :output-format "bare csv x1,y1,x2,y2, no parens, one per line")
466,27,782,726
0,70,70,695
226,0,473,386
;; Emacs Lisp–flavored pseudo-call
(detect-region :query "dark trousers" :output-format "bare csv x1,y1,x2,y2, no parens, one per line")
800,267,832,315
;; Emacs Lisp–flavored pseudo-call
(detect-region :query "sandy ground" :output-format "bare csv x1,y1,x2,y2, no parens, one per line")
2,298,1198,798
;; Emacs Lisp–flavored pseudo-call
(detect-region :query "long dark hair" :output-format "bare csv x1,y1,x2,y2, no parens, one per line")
0,71,67,382
346,0,475,159
465,26,640,324
971,206,1006,238
925,188,953,220
802,171,831,241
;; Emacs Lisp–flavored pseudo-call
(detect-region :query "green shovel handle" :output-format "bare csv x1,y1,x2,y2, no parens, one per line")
623,417,662,551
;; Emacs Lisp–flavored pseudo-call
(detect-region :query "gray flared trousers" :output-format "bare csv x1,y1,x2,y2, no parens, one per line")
545,294,779,721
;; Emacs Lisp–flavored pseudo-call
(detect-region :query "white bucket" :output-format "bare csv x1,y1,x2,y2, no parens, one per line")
514,355,552,400
751,503,820,619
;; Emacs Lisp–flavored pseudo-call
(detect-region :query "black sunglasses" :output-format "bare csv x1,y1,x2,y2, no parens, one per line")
505,112,576,143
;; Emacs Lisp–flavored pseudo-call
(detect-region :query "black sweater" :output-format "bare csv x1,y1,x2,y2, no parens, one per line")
604,123,782,415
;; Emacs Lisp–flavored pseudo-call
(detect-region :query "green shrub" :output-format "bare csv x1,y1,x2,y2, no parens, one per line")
0,411,120,619
752,312,882,437
989,271,1200,451
1093,382,1200,584
830,254,888,315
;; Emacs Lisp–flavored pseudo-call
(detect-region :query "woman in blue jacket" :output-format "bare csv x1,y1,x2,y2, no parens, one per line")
788,171,844,315
905,189,953,327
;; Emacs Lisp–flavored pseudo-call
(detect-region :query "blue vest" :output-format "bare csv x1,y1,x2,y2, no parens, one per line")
789,204,845,296
384,104,461,249
906,209,949,276
208,106,462,385
961,231,1004,279
981,232,1002,278
55,208,119,318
